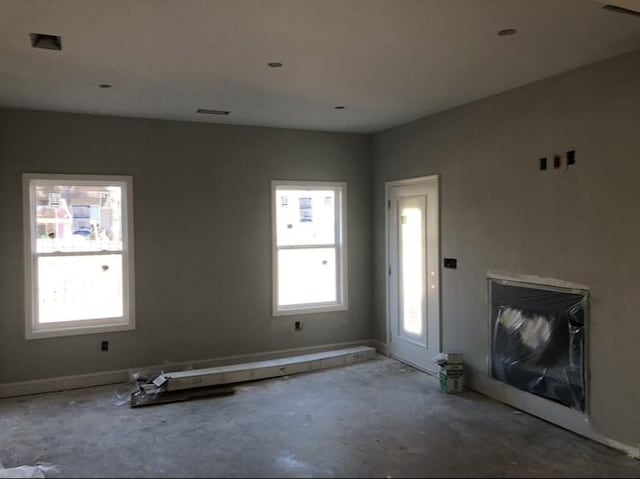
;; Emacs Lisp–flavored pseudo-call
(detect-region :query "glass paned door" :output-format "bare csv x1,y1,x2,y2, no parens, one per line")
387,177,439,372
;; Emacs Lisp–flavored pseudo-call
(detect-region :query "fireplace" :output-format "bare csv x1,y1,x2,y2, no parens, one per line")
489,276,588,411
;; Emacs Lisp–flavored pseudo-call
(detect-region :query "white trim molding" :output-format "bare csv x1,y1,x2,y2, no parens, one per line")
384,174,441,372
487,270,589,292
23,173,135,340
271,180,348,317
371,340,389,356
473,375,639,460
0,340,374,399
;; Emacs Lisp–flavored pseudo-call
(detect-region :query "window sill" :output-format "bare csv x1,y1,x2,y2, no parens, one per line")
26,321,135,340
273,304,348,317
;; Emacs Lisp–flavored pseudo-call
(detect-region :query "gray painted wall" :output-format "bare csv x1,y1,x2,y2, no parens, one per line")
0,109,372,383
372,50,640,447
2,48,639,451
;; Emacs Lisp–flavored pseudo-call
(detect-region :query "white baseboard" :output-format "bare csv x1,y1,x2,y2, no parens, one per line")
471,376,640,460
370,343,639,460
5,339,635,461
590,434,640,460
370,339,389,355
0,339,373,399
0,369,130,399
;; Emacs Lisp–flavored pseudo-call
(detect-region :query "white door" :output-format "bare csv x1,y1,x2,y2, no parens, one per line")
387,177,440,373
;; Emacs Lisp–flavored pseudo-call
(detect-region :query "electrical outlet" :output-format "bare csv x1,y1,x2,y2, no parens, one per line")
294,321,303,331
101,341,109,352
539,157,547,171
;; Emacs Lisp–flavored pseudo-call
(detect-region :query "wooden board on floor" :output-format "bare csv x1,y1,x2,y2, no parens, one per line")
162,346,376,392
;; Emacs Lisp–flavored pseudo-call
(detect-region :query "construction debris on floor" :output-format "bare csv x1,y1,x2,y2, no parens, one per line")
3,357,640,478
128,346,375,407
0,461,57,479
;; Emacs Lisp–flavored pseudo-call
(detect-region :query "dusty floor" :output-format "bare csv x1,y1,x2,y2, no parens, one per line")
1,355,639,478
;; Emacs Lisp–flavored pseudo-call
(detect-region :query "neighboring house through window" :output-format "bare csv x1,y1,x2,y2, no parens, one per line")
271,180,347,316
23,174,135,339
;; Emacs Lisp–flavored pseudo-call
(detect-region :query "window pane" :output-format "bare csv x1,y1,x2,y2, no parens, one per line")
399,197,426,339
35,184,123,253
278,248,336,306
37,254,124,323
275,189,335,246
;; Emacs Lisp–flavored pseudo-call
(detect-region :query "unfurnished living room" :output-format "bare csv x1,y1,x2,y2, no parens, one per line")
1,0,640,478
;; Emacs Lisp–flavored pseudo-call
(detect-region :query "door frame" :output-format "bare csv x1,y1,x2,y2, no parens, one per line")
384,174,441,374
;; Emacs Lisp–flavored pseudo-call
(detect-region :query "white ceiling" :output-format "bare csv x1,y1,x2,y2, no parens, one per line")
1,0,639,133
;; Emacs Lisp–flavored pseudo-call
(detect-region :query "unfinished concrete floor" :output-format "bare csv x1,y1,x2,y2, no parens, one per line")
1,355,639,478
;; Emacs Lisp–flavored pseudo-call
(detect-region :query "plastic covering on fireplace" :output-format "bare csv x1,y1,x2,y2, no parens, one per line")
490,279,587,411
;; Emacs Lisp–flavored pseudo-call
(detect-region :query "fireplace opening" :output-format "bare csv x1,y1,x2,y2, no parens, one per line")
489,277,588,411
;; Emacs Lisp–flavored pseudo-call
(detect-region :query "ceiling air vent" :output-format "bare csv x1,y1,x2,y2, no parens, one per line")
601,4,640,18
30,33,62,50
196,109,230,115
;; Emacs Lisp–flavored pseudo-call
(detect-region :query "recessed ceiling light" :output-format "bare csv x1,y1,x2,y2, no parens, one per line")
196,108,230,115
497,28,517,36
98,84,112,89
30,33,62,50
334,106,346,110
268,62,283,68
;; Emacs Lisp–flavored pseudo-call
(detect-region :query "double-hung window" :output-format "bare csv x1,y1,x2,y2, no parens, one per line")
24,174,135,339
272,180,347,315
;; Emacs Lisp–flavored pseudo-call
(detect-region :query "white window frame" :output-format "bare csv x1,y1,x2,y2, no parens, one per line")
23,173,135,339
271,180,348,316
